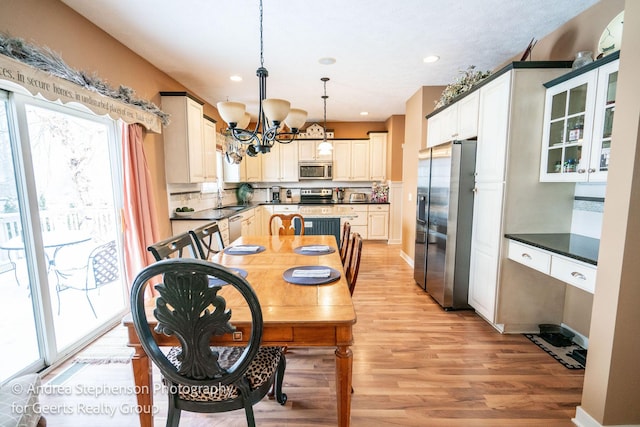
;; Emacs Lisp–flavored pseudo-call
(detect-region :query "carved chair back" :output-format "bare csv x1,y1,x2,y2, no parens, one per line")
269,214,305,236
130,259,286,425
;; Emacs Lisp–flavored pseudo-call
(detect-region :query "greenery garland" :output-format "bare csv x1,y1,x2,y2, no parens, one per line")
435,65,491,109
0,33,169,125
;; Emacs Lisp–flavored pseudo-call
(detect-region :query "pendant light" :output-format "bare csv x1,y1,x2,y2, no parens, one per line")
317,77,333,155
217,0,307,157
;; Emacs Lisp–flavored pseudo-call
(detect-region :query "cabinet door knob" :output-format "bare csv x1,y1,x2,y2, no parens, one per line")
521,253,532,260
577,169,586,174
588,168,596,173
472,187,478,193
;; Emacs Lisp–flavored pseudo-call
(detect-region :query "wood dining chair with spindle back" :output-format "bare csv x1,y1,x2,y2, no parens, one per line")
339,222,351,265
147,232,199,261
345,232,363,296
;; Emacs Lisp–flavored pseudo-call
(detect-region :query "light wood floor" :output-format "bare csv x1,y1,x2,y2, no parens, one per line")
42,242,584,426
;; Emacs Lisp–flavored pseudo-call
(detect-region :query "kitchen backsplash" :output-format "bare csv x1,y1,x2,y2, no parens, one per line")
571,183,605,239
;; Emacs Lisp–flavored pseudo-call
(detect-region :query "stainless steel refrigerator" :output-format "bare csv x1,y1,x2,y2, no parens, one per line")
413,140,476,309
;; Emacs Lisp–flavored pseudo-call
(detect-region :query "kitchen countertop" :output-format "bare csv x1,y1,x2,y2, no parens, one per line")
505,233,600,265
171,201,389,221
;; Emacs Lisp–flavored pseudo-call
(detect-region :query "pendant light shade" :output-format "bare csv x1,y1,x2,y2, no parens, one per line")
284,108,308,131
217,101,246,126
238,112,251,130
262,98,290,124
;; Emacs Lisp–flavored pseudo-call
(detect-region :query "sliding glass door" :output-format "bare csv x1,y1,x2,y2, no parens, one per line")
0,89,127,381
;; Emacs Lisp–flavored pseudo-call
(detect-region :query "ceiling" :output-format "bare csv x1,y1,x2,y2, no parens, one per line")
61,0,599,123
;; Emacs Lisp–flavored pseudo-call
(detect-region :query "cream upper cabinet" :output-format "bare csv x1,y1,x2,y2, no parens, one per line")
332,140,370,181
261,142,299,182
368,132,387,181
202,116,218,182
298,140,332,162
426,90,479,148
540,53,619,183
161,92,205,183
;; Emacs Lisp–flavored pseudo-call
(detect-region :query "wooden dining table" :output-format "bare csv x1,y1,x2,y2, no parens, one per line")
122,234,357,427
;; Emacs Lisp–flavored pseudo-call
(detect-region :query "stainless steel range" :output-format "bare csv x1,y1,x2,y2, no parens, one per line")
300,188,333,204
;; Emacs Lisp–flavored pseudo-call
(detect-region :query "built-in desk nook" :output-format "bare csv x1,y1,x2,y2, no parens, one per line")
505,233,599,294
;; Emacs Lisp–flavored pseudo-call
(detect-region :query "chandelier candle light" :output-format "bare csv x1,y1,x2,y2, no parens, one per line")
217,0,308,157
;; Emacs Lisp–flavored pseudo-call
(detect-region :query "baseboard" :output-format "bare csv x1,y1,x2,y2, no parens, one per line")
387,238,402,244
399,250,413,267
573,406,640,427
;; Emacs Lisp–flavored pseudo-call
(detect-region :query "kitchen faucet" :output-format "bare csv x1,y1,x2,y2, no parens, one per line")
216,189,223,208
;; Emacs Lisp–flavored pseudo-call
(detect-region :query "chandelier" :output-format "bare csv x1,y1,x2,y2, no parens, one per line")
216,0,307,157
317,77,333,155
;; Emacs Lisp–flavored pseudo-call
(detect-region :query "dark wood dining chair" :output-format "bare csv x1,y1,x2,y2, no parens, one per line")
339,222,351,265
189,222,225,261
345,233,363,296
130,258,287,426
269,214,305,236
147,232,199,261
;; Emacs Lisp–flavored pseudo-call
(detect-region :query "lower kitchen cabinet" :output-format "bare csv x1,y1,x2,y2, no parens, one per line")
367,204,389,240
336,204,368,239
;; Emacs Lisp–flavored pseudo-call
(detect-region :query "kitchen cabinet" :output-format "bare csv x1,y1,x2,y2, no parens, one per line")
203,116,218,182
223,152,261,183
332,140,370,181
466,63,576,331
540,53,619,182
239,208,257,237
261,142,298,182
507,240,597,294
367,204,389,240
335,204,368,239
258,205,272,235
160,92,206,183
426,90,479,148
368,132,387,181
298,140,333,162
171,218,229,250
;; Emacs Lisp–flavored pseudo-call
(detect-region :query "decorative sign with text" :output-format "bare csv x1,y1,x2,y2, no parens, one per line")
0,54,162,133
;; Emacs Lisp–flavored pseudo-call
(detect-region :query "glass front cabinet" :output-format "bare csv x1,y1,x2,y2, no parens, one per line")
540,53,619,182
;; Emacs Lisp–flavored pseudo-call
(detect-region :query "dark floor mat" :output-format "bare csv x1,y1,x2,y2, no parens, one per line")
525,334,586,369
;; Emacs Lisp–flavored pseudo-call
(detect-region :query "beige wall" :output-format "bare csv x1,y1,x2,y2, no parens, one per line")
401,86,443,259
580,1,640,423
385,115,405,182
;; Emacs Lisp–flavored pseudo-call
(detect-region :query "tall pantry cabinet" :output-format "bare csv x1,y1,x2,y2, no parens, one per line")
467,63,576,332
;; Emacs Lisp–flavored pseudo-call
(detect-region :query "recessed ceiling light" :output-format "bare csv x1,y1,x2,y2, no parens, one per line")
318,57,336,65
360,111,369,116
230,75,243,82
423,55,440,63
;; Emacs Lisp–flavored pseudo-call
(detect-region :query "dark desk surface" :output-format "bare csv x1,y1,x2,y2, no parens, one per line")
505,233,600,266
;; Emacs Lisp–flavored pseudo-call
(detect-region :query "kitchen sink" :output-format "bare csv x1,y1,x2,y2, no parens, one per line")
206,206,246,219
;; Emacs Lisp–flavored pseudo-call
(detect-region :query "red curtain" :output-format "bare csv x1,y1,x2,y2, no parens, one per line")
121,123,160,294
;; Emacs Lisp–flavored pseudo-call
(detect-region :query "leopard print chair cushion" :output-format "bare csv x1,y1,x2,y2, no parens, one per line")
165,346,283,402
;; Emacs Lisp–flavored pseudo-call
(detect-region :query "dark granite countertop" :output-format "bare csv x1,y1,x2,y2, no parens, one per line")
171,201,389,221
505,233,599,266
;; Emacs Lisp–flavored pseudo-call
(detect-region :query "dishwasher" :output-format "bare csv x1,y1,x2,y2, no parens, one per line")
228,214,242,243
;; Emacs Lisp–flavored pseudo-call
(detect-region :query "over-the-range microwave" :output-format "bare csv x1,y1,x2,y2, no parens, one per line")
298,162,333,180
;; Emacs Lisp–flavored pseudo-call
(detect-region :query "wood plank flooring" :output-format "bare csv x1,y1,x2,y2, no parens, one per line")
42,241,584,426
